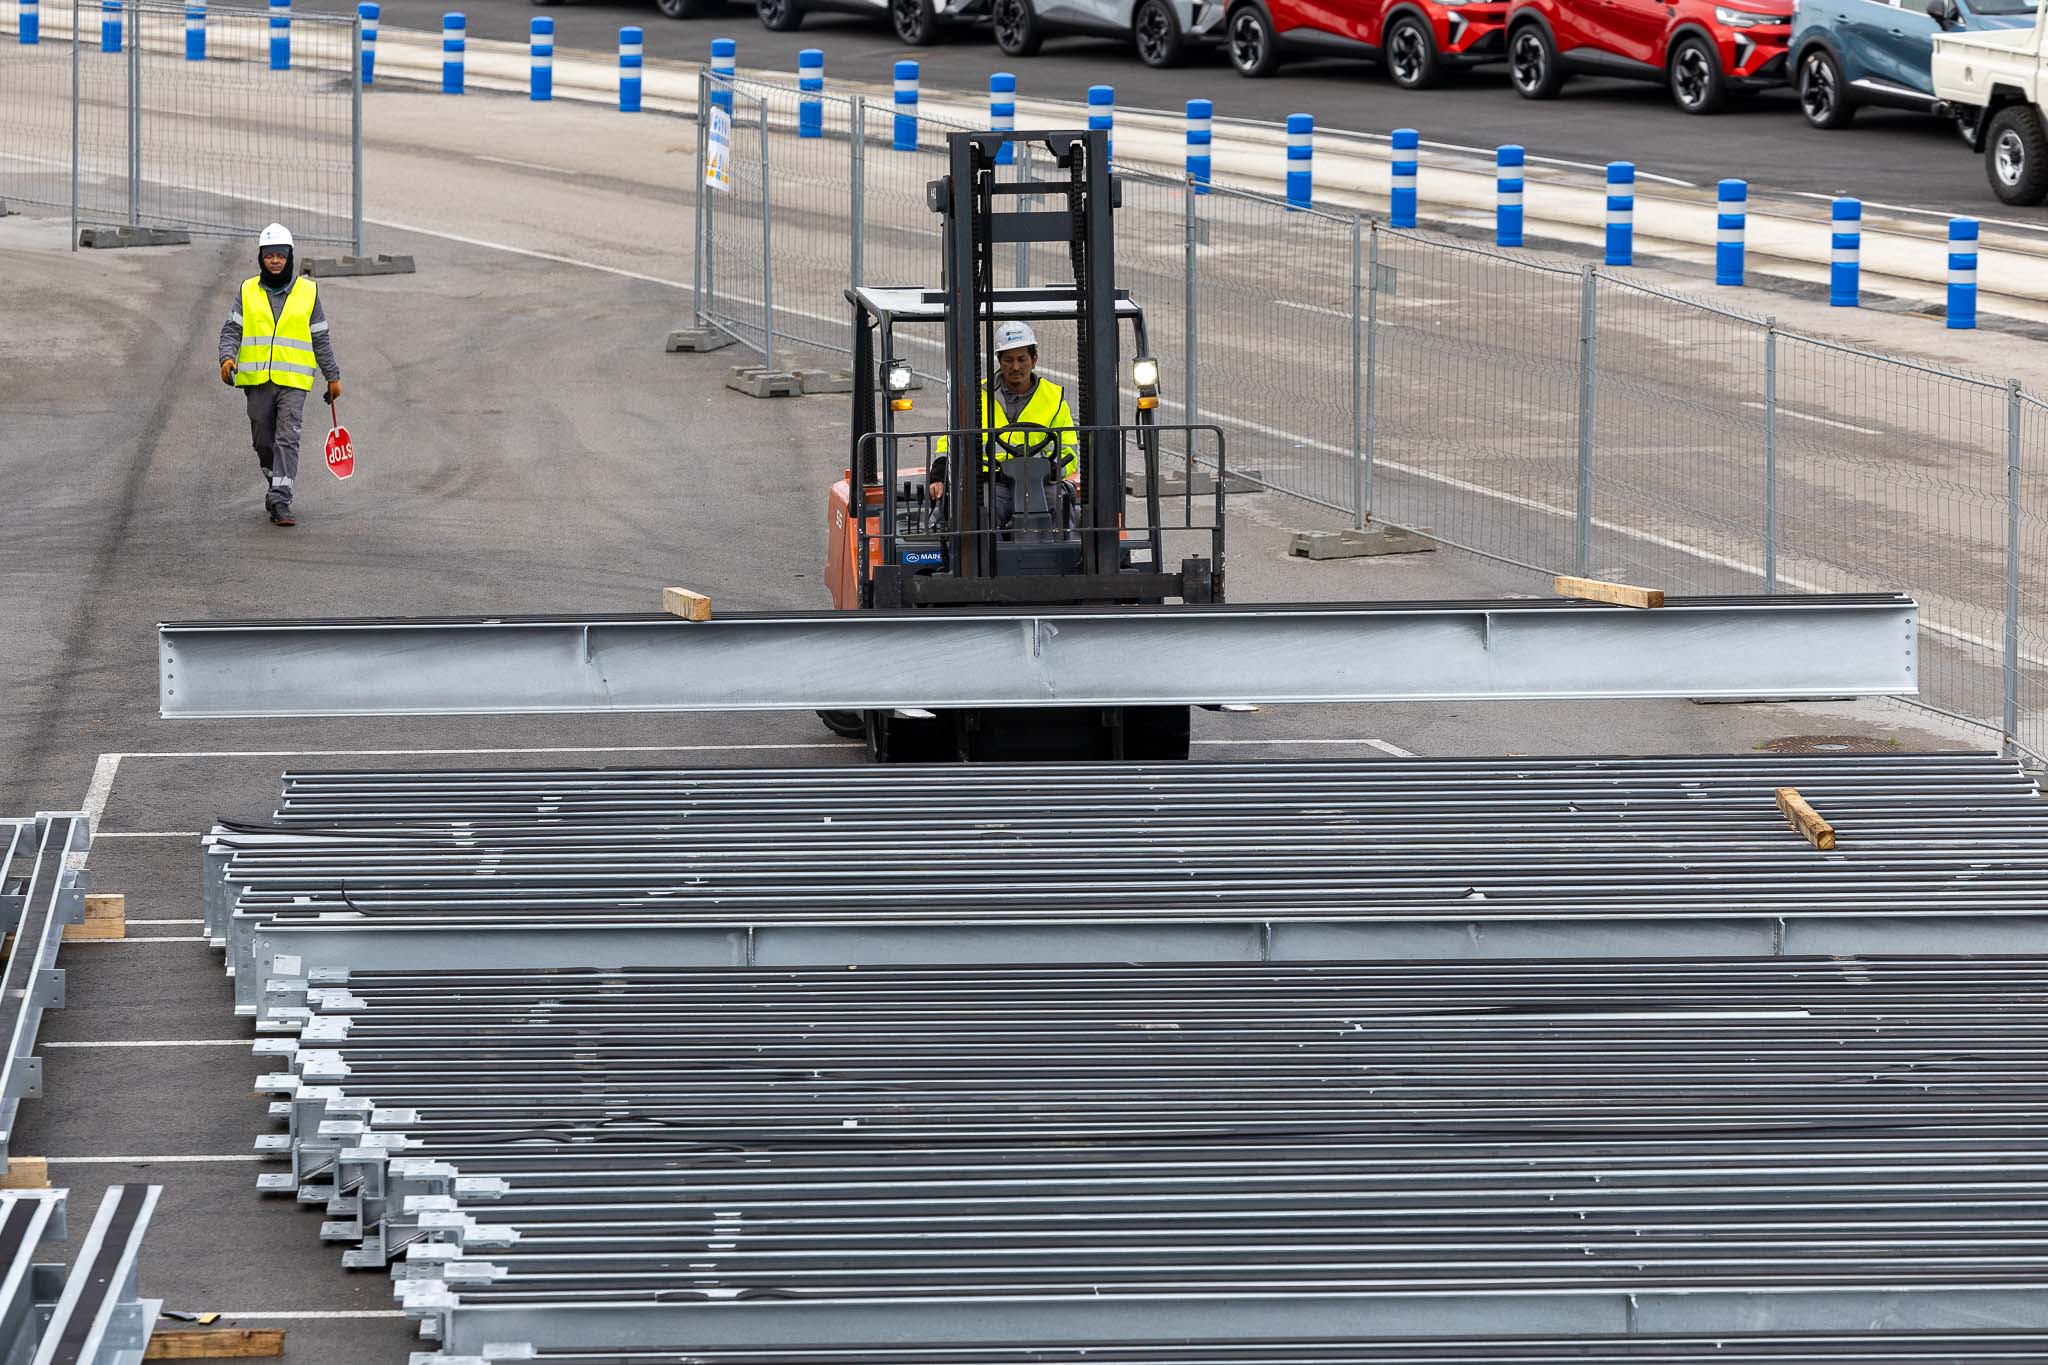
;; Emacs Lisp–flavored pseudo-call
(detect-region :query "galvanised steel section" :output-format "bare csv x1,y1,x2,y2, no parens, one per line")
199,755,2048,1010
246,958,2048,1350
33,1185,161,1365
0,815,84,1175
0,1194,67,1364
158,595,1920,718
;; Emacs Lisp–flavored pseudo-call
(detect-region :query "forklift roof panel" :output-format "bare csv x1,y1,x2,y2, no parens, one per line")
851,286,1143,326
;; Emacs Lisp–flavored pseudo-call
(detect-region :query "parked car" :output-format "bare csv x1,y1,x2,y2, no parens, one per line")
1503,0,1793,111
990,0,1217,66
1794,0,2036,128
1931,0,2048,201
755,0,986,43
1217,0,1509,84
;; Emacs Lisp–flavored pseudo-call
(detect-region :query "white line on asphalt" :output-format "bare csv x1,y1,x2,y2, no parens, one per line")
1190,115,1699,188
1364,739,1419,758
92,831,202,839
1277,300,1353,321
114,743,859,759
1786,191,2048,240
47,1154,264,1163
44,1039,248,1049
204,1311,410,1320
65,937,210,944
127,919,204,925
1739,400,1883,436
474,154,581,176
363,215,694,290
81,753,121,839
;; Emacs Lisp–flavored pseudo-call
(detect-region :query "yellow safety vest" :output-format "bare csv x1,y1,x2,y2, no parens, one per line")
935,378,1077,473
235,276,319,391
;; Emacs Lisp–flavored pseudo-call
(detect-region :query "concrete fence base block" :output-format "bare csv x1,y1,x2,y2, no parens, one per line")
1128,468,1265,498
1292,525,1439,560
301,253,418,277
726,365,803,399
796,369,855,395
0,200,13,217
77,225,191,249
666,326,736,353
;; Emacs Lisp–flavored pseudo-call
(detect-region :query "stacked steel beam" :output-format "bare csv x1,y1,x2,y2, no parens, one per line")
0,1186,162,1364
0,814,87,1177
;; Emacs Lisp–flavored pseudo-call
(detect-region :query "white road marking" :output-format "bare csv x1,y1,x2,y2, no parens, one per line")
114,743,859,760
1739,400,1883,436
1364,738,1419,758
47,1154,264,1163
1195,739,1411,748
204,1311,409,1320
65,936,210,944
474,153,580,175
127,918,203,925
1786,190,2048,240
1277,300,1353,321
81,753,121,839
93,831,203,839
44,1039,248,1049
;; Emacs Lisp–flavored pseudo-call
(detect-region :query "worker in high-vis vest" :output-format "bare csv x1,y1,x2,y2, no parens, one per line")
217,223,342,527
929,319,1077,527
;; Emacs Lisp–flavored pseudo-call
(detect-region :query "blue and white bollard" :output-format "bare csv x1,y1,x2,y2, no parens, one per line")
986,72,1017,164
359,1,376,80
100,0,120,54
991,72,1015,165
710,37,735,114
441,12,464,94
185,3,204,60
1391,128,1418,229
1715,179,1746,287
1088,84,1113,163
1948,217,1978,330
1496,144,1524,248
529,17,551,100
269,0,289,71
19,0,36,45
798,48,822,138
1186,98,1211,194
1605,162,1633,267
619,26,641,112
1831,197,1860,307
894,60,918,152
1286,113,1312,211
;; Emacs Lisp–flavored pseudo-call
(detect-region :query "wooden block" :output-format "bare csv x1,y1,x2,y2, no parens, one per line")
145,1328,287,1360
0,1158,50,1189
65,893,125,942
662,587,712,622
1553,575,1665,609
1775,787,1837,851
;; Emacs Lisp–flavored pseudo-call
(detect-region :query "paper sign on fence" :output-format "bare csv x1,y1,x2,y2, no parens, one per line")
706,107,732,193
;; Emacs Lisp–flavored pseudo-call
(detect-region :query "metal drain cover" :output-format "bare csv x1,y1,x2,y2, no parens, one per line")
1759,734,1895,754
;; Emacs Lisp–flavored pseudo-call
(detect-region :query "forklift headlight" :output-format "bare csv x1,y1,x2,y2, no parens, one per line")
1132,357,1159,390
887,361,914,393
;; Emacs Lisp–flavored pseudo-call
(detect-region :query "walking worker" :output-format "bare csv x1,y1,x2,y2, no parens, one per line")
929,320,1077,524
217,223,341,527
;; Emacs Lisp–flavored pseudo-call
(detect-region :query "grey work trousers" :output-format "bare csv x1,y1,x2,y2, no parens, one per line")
245,383,308,509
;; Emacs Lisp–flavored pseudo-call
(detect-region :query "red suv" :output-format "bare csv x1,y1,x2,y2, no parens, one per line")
1226,0,1510,88
1502,0,1791,112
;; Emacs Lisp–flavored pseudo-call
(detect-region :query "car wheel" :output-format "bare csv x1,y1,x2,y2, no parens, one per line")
1668,34,1726,113
1507,22,1560,98
992,0,1043,55
757,0,804,29
1987,104,2048,206
655,0,710,16
1796,47,1853,128
1227,3,1279,76
892,0,940,44
1384,12,1441,89
1133,0,1186,67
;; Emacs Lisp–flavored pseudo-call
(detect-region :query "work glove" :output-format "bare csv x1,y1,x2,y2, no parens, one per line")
219,358,236,385
325,379,343,404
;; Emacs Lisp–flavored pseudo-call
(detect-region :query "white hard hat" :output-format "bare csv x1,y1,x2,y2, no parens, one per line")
258,223,295,250
994,320,1036,353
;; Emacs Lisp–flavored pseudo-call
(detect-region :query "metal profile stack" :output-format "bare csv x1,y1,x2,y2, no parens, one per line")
211,755,2048,1360
0,1186,162,1365
0,814,88,1176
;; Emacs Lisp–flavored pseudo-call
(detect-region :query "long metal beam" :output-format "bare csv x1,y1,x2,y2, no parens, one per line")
157,595,1920,717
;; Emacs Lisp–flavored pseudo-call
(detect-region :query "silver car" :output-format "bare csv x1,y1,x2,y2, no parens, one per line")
755,0,989,46
989,0,1222,66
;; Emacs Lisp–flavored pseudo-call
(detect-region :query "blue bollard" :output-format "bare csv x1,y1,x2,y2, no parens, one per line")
798,48,822,138
619,26,641,112
1715,179,1746,287
441,12,464,94
269,0,289,71
1391,128,1418,229
1605,162,1633,267
894,60,918,151
1496,144,1524,248
1831,197,1860,307
1948,217,1978,330
1285,113,1312,211
359,1,375,81
529,16,551,100
991,72,1015,165
100,0,120,54
19,0,36,45
185,3,204,59
1186,98,1210,195
1088,83,1113,164
710,37,735,114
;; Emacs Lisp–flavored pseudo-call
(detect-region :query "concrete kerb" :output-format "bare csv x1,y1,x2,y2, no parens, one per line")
357,25,2043,310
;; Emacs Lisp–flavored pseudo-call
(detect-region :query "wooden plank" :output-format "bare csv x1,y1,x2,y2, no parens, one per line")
0,1158,50,1190
65,893,125,942
1776,787,1837,851
1552,575,1665,610
662,587,713,622
145,1328,287,1359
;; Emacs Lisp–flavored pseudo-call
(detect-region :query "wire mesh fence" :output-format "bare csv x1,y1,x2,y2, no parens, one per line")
0,0,359,246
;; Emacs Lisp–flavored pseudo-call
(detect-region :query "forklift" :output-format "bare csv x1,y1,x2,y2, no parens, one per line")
821,127,1227,763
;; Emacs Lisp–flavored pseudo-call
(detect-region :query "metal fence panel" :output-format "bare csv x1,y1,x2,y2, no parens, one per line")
0,0,76,215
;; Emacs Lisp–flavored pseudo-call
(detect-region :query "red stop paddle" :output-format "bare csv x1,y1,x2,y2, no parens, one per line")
323,397,355,480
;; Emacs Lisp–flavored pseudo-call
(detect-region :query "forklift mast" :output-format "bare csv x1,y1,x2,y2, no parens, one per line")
932,128,1121,580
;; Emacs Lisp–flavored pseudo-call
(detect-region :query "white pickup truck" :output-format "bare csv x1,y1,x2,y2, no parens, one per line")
1933,5,2048,204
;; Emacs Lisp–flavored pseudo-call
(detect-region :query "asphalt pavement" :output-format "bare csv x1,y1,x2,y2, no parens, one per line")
300,0,2023,217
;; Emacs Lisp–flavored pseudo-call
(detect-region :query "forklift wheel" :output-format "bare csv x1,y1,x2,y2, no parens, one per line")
817,709,866,739
867,710,957,763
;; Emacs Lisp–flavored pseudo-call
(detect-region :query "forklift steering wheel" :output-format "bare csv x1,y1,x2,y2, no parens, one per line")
989,423,1061,466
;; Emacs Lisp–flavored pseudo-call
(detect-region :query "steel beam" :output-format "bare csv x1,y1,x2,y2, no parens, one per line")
158,596,1919,718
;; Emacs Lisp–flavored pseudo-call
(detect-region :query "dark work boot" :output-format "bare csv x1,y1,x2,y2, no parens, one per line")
268,496,296,527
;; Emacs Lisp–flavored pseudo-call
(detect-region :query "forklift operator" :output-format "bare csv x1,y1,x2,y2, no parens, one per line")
928,321,1079,523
